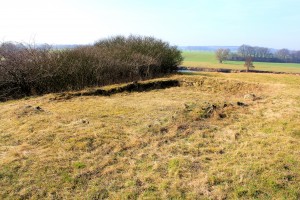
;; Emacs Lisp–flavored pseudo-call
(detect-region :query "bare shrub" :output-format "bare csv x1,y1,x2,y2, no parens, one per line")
0,42,54,100
0,36,183,101
94,35,183,76
244,56,255,72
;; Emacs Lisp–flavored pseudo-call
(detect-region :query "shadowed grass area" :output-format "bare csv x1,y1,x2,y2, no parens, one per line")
0,73,300,199
182,51,300,73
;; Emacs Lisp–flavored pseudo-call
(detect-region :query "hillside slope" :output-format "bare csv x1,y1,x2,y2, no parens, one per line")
1,73,300,199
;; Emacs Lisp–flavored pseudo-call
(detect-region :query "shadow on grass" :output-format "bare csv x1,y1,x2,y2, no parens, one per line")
176,72,213,77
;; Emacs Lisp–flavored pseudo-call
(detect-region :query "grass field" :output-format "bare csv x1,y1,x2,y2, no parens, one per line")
182,51,300,73
1,72,300,199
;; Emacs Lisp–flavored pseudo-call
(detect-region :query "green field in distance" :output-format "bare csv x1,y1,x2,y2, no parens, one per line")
182,51,300,73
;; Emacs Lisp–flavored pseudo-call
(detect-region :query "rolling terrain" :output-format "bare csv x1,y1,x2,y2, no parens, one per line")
1,72,300,199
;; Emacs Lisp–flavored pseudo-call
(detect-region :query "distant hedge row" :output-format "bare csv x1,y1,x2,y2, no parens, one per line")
0,36,183,101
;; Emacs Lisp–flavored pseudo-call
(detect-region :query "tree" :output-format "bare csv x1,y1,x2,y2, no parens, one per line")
259,47,271,58
291,51,300,63
215,48,230,63
276,49,290,62
238,44,253,58
244,56,254,72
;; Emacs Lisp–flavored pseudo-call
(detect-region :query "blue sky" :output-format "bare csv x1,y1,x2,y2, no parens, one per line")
1,0,300,49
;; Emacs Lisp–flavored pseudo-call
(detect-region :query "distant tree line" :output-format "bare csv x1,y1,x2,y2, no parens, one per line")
229,45,300,63
0,35,183,101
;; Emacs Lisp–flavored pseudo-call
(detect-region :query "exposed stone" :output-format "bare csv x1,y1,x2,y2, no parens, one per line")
237,102,247,106
244,93,257,101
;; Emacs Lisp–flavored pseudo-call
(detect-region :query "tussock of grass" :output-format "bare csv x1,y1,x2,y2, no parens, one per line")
0,73,300,199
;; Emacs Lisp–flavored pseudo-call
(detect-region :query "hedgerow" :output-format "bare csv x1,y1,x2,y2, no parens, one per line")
0,36,183,101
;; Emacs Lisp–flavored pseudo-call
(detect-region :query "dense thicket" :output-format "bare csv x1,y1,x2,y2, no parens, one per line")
0,36,183,101
229,44,300,63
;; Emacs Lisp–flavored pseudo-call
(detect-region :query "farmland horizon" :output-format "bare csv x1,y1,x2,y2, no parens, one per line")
35,44,300,52
1,40,298,51
1,0,300,49
1,1,300,199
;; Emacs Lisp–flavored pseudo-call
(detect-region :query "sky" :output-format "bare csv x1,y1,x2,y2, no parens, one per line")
1,0,300,49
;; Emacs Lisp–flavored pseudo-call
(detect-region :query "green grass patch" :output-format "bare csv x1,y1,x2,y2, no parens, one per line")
182,51,300,73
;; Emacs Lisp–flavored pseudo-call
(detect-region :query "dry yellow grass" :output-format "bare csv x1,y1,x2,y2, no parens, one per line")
0,73,300,199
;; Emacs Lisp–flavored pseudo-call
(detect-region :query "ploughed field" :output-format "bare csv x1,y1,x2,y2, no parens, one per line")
0,72,300,199
182,51,300,73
